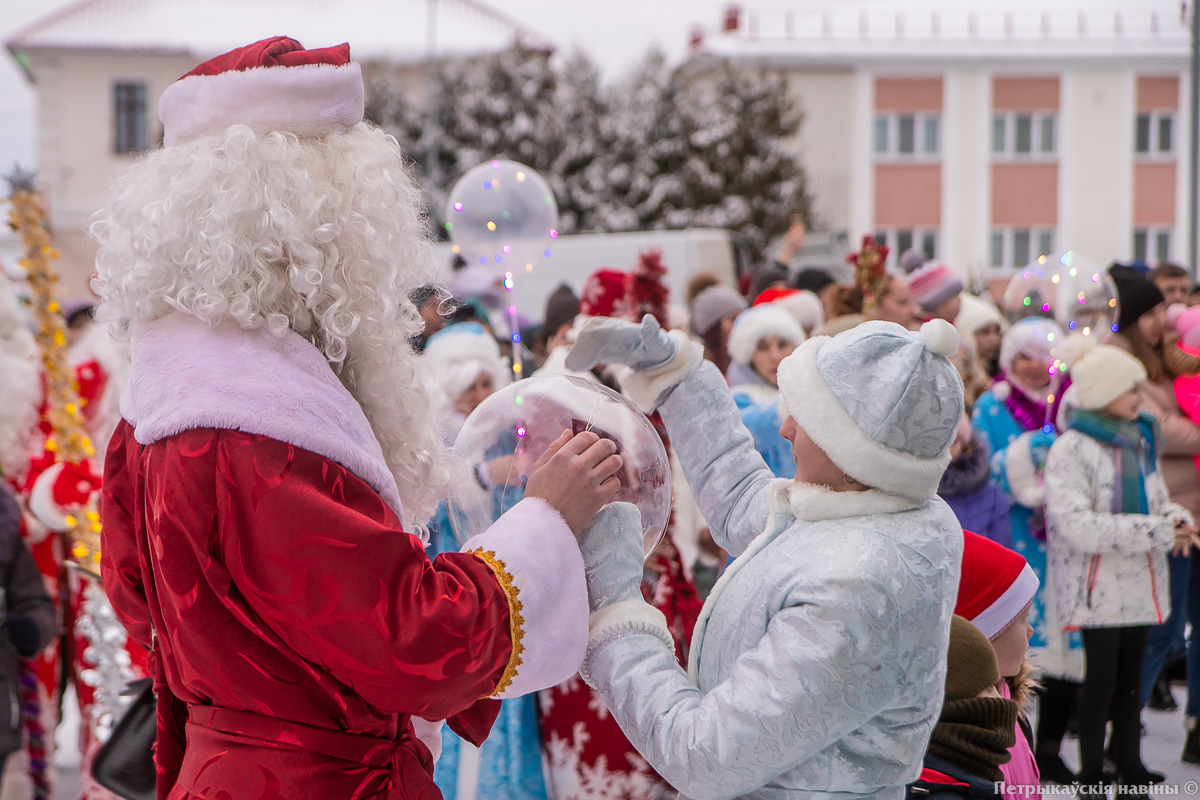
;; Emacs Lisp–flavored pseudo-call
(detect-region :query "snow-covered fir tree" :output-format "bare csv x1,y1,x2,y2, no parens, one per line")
367,45,811,255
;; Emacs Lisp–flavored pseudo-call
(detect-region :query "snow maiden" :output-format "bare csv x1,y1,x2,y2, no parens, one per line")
565,315,966,799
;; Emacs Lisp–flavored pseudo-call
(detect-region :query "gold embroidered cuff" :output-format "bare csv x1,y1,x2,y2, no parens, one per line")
472,548,525,696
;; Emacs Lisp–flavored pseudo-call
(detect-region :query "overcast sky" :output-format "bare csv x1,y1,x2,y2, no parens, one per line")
0,0,733,171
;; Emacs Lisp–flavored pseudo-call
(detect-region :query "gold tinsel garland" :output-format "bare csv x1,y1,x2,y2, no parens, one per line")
7,184,102,568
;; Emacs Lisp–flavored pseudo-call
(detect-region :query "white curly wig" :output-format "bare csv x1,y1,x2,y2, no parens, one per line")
90,123,453,525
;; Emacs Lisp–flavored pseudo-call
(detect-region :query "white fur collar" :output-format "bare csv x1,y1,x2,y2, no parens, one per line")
785,482,923,521
120,313,405,523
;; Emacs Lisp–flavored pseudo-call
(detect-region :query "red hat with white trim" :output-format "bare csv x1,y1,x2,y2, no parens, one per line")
158,36,365,147
956,531,1040,640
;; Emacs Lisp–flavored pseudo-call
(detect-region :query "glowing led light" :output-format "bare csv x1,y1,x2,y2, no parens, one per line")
549,229,558,239
1042,304,1050,312
492,160,501,168
1038,255,1047,264
509,305,517,315
484,181,493,190
512,333,522,343
1047,333,1056,341
513,363,522,374
544,249,552,258
1108,299,1117,308
502,211,511,220
525,264,533,272
517,426,527,436
516,171,527,181
451,245,460,254
1069,321,1076,330
1023,297,1032,307
479,256,488,265
487,221,497,231
495,255,503,263
515,396,524,405
503,245,511,254
1042,425,1053,434
1051,274,1060,284
1048,394,1055,403
444,222,453,231
454,202,464,212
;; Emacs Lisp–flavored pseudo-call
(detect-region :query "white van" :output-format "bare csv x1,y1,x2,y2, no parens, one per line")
434,228,753,326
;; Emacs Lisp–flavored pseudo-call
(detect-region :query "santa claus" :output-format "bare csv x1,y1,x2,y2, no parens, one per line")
91,37,620,799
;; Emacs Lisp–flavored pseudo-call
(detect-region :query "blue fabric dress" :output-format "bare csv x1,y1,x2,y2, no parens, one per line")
427,467,549,800
973,389,1083,679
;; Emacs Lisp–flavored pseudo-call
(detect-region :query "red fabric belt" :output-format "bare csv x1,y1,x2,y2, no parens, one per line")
175,705,438,800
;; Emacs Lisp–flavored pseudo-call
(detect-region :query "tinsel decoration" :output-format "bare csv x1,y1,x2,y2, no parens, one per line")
846,234,891,310
77,581,138,744
5,168,103,570
627,249,670,328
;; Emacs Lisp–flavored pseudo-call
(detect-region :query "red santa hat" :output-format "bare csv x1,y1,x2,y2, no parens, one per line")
579,268,631,319
955,531,1040,640
159,36,365,147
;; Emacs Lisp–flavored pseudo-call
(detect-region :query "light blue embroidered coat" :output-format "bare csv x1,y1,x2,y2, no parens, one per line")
581,362,963,800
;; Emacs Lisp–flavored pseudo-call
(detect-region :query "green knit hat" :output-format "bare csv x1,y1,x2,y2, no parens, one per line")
946,615,1000,702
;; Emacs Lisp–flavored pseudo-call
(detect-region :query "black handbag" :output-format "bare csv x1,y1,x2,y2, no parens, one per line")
91,677,156,800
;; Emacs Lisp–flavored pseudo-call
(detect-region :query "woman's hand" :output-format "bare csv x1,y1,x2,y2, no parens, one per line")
1172,521,1200,556
525,431,623,534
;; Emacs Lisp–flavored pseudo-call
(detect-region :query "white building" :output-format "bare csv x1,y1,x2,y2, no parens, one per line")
684,1,1193,292
6,0,552,298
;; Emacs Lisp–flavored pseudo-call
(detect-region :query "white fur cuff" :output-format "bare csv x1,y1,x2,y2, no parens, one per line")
1004,433,1044,509
588,598,672,647
617,332,705,414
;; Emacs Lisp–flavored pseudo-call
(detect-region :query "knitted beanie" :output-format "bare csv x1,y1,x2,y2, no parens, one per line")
955,294,1006,339
908,262,965,313
899,248,927,275
776,319,964,500
1060,337,1147,411
727,305,807,365
690,285,747,337
946,615,1001,701
543,283,580,339
1111,264,1165,332
956,531,1039,640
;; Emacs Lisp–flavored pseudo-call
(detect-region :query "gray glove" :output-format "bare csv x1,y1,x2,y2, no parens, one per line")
578,502,645,613
566,314,677,373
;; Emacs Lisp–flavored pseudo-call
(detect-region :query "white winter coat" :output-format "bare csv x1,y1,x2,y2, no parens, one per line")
1044,429,1193,629
581,361,963,800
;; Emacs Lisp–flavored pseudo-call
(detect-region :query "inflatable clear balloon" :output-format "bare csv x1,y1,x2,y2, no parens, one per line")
1001,252,1117,338
444,159,559,274
446,375,671,558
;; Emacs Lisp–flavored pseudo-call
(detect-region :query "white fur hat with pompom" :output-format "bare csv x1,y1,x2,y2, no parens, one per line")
776,319,965,501
1059,334,1147,411
727,304,806,365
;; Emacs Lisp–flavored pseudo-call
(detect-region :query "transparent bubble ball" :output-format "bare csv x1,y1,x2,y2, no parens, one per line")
447,375,671,558
1002,252,1116,338
444,159,560,274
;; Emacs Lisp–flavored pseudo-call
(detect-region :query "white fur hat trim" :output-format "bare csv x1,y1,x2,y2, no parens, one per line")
160,61,365,147
777,337,952,501
727,305,806,365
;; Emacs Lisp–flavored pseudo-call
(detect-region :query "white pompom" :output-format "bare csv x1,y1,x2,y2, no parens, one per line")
992,381,1011,401
1058,333,1098,371
920,319,960,357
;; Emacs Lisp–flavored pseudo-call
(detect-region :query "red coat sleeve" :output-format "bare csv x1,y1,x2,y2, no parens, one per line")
100,421,153,650
209,431,513,721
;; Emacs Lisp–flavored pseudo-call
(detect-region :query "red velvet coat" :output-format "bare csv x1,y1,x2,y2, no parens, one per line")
101,423,514,799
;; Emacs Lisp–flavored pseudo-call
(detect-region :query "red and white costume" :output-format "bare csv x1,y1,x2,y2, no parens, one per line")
102,313,587,799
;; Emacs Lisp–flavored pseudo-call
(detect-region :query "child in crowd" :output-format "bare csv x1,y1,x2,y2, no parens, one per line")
939,419,1010,547
906,616,1018,800
954,532,1041,791
1045,339,1200,796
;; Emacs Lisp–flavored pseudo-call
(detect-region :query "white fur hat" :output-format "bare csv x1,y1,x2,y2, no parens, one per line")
955,293,1006,340
727,305,806,365
776,319,965,501
999,317,1064,374
1060,336,1147,411
422,322,509,401
777,290,825,333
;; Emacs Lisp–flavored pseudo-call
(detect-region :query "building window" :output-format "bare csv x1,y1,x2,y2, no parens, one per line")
1133,227,1173,262
992,112,1057,157
1136,111,1175,156
114,82,148,154
874,227,939,268
989,227,1056,270
873,112,940,158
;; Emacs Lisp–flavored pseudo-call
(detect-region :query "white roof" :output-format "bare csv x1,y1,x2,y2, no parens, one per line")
690,1,1190,67
7,0,554,64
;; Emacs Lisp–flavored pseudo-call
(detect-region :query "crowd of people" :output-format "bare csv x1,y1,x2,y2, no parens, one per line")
4,34,1200,800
